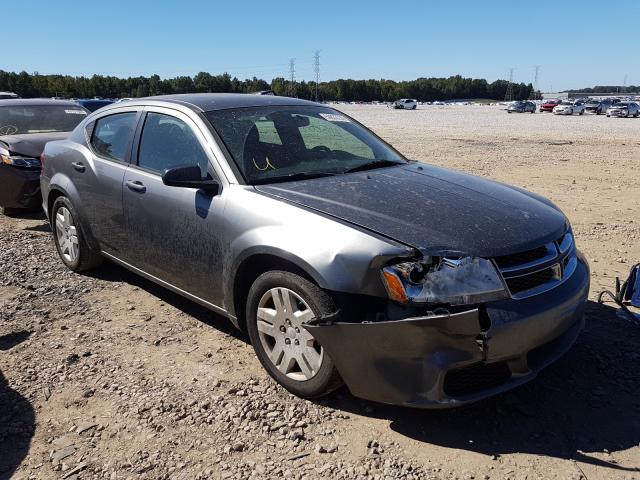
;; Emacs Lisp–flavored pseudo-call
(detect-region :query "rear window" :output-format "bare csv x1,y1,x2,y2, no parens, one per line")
0,105,88,135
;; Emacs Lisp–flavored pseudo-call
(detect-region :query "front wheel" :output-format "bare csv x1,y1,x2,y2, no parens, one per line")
51,196,102,272
246,271,343,398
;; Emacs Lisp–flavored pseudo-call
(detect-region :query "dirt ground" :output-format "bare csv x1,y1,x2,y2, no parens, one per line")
1,104,639,480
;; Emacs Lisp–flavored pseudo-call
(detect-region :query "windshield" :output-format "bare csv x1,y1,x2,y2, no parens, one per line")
0,105,88,135
205,106,405,184
614,102,630,107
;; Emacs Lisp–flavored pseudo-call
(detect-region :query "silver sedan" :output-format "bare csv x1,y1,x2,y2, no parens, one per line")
39,94,589,408
606,102,640,117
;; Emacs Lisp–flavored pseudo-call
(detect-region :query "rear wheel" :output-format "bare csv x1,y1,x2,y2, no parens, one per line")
51,196,102,272
246,271,342,398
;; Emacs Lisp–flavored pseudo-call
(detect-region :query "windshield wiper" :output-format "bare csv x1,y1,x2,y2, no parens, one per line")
342,159,403,174
252,171,337,185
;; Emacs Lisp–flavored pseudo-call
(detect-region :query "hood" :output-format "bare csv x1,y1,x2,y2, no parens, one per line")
255,164,567,258
0,132,70,157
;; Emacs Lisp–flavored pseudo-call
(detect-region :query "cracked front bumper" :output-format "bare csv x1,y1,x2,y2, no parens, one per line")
305,256,589,408
0,164,42,209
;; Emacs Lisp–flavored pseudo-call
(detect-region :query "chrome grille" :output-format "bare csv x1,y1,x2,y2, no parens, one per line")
494,233,576,299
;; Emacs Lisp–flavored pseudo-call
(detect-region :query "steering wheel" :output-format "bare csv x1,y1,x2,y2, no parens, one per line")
310,145,332,158
0,125,18,135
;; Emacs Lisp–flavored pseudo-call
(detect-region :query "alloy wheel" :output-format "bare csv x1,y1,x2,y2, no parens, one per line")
256,287,324,381
55,206,79,263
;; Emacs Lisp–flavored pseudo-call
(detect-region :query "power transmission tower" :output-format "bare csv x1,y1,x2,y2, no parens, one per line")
288,58,296,97
313,50,320,102
530,65,541,99
504,68,515,102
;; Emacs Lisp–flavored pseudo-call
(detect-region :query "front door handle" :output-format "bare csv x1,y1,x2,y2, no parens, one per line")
71,161,85,172
125,180,146,193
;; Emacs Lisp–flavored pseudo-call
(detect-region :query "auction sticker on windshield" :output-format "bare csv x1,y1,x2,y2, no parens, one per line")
65,109,88,115
319,113,350,122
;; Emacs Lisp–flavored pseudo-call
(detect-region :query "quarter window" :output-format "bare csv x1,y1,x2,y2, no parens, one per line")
91,112,138,162
138,113,210,176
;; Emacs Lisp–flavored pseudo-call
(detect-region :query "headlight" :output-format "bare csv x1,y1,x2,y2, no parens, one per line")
0,153,41,168
382,256,508,305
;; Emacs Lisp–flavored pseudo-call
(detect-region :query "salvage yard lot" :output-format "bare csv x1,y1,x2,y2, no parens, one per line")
1,104,639,479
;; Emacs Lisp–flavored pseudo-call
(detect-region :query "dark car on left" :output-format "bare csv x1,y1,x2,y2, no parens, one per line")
507,101,536,113
0,99,89,214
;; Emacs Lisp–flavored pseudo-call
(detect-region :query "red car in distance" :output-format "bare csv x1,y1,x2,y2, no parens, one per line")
540,99,562,112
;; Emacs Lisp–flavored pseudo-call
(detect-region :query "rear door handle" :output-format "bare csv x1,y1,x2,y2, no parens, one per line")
125,180,146,193
71,161,85,172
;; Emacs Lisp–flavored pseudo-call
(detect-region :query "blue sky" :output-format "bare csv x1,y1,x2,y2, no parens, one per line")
4,0,639,91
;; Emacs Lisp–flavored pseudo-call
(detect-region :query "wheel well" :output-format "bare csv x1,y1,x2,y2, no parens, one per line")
47,188,65,218
232,254,315,332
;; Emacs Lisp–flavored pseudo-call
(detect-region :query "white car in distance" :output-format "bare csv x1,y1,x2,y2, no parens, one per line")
393,99,418,110
553,100,585,116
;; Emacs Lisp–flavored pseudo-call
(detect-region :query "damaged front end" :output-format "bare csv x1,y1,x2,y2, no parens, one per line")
304,239,590,407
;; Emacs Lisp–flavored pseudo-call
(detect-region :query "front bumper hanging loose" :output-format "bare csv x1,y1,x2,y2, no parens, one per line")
305,258,589,408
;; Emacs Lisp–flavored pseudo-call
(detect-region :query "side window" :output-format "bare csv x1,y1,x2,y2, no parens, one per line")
91,112,138,162
138,113,210,176
298,115,374,159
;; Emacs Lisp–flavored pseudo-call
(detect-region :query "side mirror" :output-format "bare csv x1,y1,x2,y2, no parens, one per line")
162,165,219,196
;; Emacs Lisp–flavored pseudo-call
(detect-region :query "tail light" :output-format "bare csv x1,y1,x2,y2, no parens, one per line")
40,153,45,166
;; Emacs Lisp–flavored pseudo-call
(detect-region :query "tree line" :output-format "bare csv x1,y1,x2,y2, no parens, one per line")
567,85,639,94
0,70,534,102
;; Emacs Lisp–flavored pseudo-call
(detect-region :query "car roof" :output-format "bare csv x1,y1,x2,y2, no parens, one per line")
0,98,82,107
138,93,320,112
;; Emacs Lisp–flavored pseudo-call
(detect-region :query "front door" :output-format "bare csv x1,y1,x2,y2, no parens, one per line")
122,109,227,305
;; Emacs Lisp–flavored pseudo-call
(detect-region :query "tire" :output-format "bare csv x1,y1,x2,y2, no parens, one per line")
246,271,343,398
51,196,102,272
579,110,583,115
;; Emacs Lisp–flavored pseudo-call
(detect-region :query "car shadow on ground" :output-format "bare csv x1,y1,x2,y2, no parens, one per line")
324,300,640,472
2,210,46,221
0,331,31,351
0,336,36,479
86,261,247,342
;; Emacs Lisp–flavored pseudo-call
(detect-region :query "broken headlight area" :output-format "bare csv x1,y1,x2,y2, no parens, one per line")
382,256,508,306
0,152,41,169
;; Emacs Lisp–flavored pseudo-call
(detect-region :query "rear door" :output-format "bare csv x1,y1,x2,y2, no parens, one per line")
122,107,228,305
76,109,141,254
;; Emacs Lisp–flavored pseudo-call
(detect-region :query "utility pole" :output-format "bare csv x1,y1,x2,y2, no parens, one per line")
288,58,296,97
504,68,515,102
313,50,320,102
623,74,628,94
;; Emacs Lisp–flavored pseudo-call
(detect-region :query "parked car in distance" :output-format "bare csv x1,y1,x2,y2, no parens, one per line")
606,102,640,117
583,98,619,114
0,99,89,214
540,98,562,112
74,98,115,112
41,93,589,408
507,101,536,113
393,99,417,110
0,91,20,100
553,100,585,115
253,90,276,96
